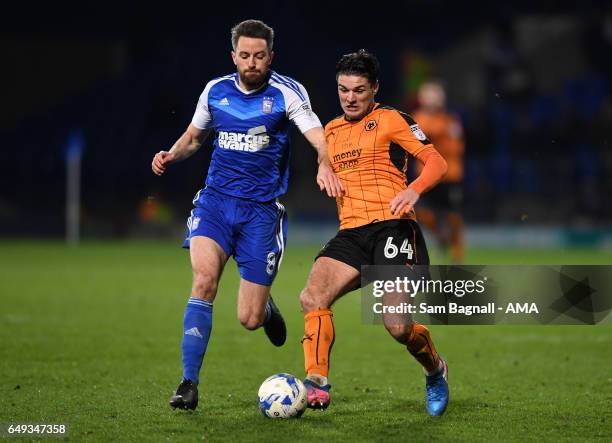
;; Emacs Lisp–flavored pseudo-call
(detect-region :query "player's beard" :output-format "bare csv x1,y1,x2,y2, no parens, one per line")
239,68,268,90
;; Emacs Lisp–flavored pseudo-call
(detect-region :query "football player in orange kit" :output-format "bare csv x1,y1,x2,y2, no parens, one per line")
299,50,450,416
413,81,465,263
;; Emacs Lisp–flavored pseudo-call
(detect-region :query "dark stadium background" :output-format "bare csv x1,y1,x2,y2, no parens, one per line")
1,1,611,247
1,3,611,440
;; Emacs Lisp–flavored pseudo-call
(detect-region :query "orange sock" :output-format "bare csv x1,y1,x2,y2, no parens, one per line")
406,322,440,374
302,309,335,377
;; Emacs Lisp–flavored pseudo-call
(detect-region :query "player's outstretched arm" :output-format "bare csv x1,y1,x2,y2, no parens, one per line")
152,124,211,176
389,147,447,215
302,127,344,198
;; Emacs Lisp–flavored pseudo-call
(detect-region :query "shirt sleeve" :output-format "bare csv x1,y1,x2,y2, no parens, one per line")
409,147,448,194
387,110,433,157
191,81,214,130
284,81,322,134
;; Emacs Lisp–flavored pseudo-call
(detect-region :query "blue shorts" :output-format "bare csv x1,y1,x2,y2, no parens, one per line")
183,188,288,286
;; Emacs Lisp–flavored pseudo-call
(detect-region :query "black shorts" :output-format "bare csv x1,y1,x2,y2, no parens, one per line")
421,183,463,212
316,219,430,271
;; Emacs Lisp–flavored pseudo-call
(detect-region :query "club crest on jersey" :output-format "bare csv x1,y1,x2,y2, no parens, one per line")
365,119,377,131
410,124,427,141
262,96,274,114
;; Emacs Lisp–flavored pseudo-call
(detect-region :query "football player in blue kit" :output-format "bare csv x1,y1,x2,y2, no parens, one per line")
151,19,343,410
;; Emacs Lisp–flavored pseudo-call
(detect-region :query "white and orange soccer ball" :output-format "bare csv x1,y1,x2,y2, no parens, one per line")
257,373,307,418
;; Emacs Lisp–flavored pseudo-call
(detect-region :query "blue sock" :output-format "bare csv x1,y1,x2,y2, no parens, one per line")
182,297,213,384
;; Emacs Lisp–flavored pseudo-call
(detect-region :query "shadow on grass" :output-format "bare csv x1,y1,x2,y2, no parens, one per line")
166,396,489,441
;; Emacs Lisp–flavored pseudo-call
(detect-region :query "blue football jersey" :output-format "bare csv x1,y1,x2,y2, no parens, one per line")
191,71,322,203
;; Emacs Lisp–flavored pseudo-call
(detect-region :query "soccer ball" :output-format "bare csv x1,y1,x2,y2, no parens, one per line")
257,373,307,418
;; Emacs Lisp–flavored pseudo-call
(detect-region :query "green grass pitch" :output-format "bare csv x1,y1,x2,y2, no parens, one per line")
1,241,611,441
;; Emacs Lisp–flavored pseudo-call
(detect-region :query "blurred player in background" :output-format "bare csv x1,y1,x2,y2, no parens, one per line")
298,50,450,416
152,19,342,411
413,81,465,263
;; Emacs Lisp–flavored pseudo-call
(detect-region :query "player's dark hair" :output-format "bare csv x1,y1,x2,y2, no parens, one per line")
335,49,380,86
231,19,274,51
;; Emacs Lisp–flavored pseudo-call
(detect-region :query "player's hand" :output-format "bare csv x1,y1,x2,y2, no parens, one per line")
152,150,176,176
390,187,420,215
316,161,344,198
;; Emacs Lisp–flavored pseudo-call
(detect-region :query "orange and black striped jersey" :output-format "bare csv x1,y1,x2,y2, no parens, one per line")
325,103,435,230
412,110,464,182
